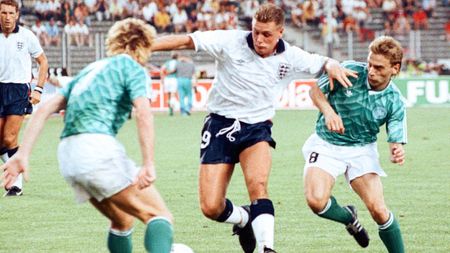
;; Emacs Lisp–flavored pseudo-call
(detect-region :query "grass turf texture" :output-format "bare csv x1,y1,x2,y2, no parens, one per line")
0,108,449,252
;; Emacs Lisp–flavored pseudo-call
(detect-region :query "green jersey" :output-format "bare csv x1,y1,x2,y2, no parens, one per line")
315,61,407,146
60,54,151,138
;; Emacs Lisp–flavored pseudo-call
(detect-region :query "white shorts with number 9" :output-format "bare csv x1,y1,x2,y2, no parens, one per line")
58,133,140,203
302,133,387,184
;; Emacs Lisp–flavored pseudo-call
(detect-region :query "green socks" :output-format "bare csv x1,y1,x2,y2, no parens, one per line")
317,196,353,224
144,217,173,253
379,213,405,253
107,229,133,253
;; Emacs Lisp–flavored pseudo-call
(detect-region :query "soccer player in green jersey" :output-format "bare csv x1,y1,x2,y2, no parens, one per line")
1,18,174,253
302,36,406,253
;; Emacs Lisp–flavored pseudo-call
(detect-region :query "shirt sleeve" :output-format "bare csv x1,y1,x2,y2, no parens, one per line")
386,96,407,144
316,72,331,94
27,29,44,58
188,30,231,60
290,46,328,75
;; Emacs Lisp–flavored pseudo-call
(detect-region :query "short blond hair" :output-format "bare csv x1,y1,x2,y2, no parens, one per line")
254,3,285,27
369,36,403,69
106,18,156,65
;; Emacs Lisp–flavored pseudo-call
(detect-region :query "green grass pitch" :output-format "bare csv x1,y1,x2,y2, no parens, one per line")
0,108,449,252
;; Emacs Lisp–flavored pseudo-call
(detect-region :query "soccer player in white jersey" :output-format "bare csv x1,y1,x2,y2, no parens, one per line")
0,0,48,196
302,36,407,252
1,18,174,253
150,3,357,253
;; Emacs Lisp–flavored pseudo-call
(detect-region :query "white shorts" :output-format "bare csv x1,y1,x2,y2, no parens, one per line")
302,133,386,184
163,77,178,93
58,133,139,203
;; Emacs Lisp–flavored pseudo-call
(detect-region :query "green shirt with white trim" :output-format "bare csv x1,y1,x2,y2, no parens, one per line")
60,54,151,138
315,61,407,146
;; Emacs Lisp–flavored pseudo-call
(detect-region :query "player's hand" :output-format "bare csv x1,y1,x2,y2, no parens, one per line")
323,110,345,134
325,59,358,90
29,90,42,105
1,154,29,189
134,163,156,189
390,143,405,165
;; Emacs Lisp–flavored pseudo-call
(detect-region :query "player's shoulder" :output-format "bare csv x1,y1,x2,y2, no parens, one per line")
18,26,36,37
341,60,366,73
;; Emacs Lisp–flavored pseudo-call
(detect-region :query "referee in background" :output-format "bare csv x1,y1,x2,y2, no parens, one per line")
0,0,48,196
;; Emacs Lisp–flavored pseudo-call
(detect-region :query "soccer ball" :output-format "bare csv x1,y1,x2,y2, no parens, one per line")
170,243,194,253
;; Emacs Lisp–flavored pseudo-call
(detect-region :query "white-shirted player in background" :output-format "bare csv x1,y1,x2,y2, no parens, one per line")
151,3,357,253
0,0,48,196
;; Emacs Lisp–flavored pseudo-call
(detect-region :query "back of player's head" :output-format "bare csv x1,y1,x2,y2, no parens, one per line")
369,36,403,69
0,0,19,12
254,3,285,27
106,18,156,65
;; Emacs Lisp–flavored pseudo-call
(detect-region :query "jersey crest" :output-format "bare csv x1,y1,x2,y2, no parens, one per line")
278,63,291,79
373,107,387,119
16,41,24,51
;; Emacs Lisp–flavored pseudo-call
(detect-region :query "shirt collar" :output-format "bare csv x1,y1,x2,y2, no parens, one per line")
0,24,20,34
246,32,286,56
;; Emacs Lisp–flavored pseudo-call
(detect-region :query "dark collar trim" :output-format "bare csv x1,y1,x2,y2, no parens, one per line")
0,24,19,33
246,32,286,55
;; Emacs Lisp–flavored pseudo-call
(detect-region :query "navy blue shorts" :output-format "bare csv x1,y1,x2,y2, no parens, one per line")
0,83,33,117
200,113,276,164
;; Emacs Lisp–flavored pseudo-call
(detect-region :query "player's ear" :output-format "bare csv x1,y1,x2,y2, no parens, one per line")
392,63,400,75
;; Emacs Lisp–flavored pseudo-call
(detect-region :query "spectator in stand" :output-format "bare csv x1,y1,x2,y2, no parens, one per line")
60,1,73,24
241,0,259,29
74,0,91,25
186,8,199,33
393,9,411,35
142,0,158,25
31,19,49,47
46,18,60,46
412,7,429,30
94,0,110,21
422,0,436,17
47,0,60,21
291,3,304,28
184,0,199,17
123,0,140,18
84,0,97,13
302,0,320,27
75,19,89,47
343,14,360,38
382,0,397,18
321,13,340,47
226,3,238,29
154,6,172,33
64,17,78,46
34,0,48,21
384,12,396,35
109,0,124,21
172,3,188,33
403,0,417,17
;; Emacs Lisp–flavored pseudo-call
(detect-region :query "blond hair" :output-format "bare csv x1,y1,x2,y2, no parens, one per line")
369,36,403,69
106,18,156,65
254,3,285,27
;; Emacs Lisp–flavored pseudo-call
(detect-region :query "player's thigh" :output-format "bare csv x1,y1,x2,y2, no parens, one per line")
2,115,25,145
108,183,173,224
90,197,135,230
199,163,234,207
239,141,272,200
0,118,5,143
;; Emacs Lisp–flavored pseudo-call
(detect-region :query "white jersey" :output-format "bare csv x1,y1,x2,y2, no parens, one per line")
0,26,43,83
189,30,327,124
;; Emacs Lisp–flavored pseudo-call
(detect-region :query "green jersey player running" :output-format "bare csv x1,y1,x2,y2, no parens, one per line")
1,18,174,253
302,36,407,253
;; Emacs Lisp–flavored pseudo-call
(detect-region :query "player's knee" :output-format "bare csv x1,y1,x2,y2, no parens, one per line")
367,204,389,223
305,191,328,213
200,199,223,220
2,133,18,148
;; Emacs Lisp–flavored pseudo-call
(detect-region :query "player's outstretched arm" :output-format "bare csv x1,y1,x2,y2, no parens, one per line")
133,97,156,189
151,35,195,52
310,84,345,134
1,94,67,189
324,58,358,90
389,143,405,165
